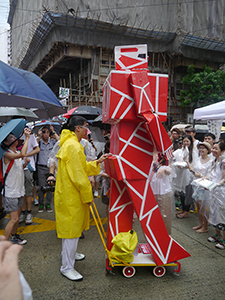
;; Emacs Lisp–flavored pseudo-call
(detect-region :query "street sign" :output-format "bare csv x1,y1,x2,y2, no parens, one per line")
59,87,70,99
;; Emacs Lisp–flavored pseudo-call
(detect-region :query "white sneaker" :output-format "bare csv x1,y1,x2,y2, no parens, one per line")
33,198,39,206
25,213,33,225
75,253,85,261
10,234,27,245
19,213,26,224
215,240,225,249
94,190,98,197
60,269,83,281
207,234,222,243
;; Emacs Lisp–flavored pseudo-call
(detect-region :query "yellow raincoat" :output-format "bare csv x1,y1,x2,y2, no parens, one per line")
54,129,100,239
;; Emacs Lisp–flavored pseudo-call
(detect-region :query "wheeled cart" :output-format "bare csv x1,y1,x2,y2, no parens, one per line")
90,202,181,278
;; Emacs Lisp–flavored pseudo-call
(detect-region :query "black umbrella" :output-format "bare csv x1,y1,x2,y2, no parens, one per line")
92,115,111,130
63,106,102,120
32,121,62,135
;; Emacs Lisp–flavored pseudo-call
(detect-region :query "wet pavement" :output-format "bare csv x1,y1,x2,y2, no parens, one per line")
0,196,225,300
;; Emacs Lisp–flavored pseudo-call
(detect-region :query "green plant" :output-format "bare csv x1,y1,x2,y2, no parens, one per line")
180,65,225,107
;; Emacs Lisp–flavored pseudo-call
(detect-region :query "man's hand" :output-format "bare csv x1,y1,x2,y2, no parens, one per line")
24,127,31,139
89,176,95,188
96,153,111,164
47,175,56,186
0,236,23,300
23,157,30,168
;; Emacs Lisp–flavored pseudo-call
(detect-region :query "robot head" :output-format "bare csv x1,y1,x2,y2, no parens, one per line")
115,44,148,70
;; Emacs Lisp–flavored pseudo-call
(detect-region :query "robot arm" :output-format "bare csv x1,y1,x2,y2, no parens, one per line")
130,71,173,160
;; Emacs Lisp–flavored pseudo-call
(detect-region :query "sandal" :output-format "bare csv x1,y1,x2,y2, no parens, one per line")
176,213,185,219
175,211,184,215
176,212,189,219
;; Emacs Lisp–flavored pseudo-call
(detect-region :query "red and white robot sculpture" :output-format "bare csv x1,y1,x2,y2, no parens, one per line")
103,44,190,266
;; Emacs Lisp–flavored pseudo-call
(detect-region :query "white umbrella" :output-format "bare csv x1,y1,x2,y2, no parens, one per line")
0,107,39,123
170,124,191,132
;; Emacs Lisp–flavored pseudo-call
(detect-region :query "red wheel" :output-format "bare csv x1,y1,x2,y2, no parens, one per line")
122,266,136,278
153,266,166,278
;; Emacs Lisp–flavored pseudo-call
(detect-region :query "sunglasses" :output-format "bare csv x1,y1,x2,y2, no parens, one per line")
80,125,88,130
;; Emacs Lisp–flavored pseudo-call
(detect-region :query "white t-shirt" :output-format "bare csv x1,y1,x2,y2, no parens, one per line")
3,150,25,198
20,133,38,171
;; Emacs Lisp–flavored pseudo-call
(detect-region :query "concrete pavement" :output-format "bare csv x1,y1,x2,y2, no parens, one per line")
1,197,225,300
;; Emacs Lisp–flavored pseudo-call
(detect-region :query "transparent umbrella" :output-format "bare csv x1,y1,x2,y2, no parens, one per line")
0,107,39,123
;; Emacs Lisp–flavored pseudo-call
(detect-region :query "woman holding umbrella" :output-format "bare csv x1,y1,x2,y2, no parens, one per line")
3,127,31,245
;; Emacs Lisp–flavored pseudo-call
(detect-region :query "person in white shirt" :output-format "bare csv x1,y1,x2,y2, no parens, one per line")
204,133,216,159
18,129,40,225
175,135,198,219
187,142,212,233
3,128,31,245
151,150,174,234
184,126,199,152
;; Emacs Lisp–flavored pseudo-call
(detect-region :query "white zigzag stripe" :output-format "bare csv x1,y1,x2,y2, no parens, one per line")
130,82,155,112
118,123,143,157
155,75,159,112
134,132,153,145
109,180,132,237
117,54,147,70
155,115,164,153
119,137,153,156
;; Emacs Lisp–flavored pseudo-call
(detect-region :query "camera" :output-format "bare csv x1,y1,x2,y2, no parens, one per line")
41,186,55,193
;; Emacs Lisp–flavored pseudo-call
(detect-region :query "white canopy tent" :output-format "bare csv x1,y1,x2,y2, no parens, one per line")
193,100,225,141
193,100,225,120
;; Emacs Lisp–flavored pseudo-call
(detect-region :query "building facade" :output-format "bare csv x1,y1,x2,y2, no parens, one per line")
8,0,225,124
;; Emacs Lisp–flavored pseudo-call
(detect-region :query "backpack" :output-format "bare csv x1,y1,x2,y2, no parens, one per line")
0,158,14,195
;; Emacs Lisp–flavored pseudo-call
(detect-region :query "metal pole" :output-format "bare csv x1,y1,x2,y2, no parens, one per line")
79,74,81,106
69,73,72,109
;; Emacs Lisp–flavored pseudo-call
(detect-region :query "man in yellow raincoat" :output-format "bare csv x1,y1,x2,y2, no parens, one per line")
55,116,109,281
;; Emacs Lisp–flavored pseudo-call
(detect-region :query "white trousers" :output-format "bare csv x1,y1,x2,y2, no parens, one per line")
60,238,79,273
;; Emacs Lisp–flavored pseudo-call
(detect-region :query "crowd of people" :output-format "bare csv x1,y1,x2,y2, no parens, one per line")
0,115,111,290
169,126,225,251
1,115,225,294
0,118,111,246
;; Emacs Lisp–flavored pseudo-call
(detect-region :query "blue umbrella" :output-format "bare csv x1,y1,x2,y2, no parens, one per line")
0,118,27,159
0,60,65,119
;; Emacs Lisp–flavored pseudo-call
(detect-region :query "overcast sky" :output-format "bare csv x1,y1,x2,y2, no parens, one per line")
0,0,9,28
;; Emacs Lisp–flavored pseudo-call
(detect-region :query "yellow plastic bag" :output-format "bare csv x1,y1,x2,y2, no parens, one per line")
110,230,138,263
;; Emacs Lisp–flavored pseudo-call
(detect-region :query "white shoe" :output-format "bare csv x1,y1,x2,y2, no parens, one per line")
60,269,83,281
25,213,33,225
75,253,85,261
33,198,39,206
19,213,26,224
94,190,98,197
